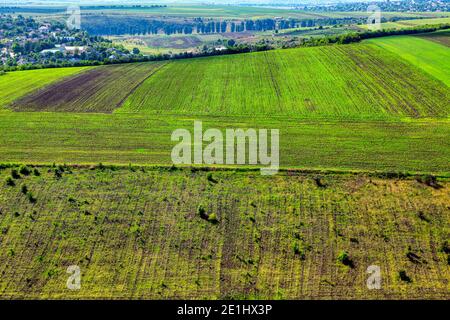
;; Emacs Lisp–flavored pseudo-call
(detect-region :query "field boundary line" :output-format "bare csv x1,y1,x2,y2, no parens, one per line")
0,164,448,179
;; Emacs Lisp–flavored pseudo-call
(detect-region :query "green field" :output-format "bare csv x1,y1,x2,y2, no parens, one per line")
0,23,449,301
368,35,450,87
6,40,448,118
0,34,448,176
0,166,448,299
0,112,448,175
120,43,448,118
0,67,89,107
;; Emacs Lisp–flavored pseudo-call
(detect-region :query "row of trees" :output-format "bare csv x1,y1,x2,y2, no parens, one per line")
2,24,448,72
84,16,384,36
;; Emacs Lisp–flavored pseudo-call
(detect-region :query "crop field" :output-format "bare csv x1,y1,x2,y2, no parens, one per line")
0,67,89,107
395,17,450,26
0,29,449,301
0,112,448,175
121,43,449,118
9,63,167,113
416,29,450,47
368,35,450,87
0,167,448,299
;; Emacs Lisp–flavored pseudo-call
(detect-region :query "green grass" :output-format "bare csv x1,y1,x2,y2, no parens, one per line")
0,67,89,108
396,17,450,26
0,112,448,175
367,35,450,87
0,166,448,299
120,43,449,118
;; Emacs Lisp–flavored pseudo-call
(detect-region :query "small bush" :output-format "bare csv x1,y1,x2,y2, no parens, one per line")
54,168,62,179
5,176,15,187
19,165,31,176
21,185,28,195
417,211,430,223
207,173,218,184
33,168,41,176
198,205,208,220
398,270,412,283
337,251,354,268
207,213,219,224
293,242,306,260
11,169,20,179
314,177,327,188
416,175,443,189
439,241,450,254
27,192,37,204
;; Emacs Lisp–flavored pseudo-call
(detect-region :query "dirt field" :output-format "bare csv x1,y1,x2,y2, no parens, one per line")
9,62,167,113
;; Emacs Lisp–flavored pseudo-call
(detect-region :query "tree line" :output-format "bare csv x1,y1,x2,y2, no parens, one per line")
2,24,448,72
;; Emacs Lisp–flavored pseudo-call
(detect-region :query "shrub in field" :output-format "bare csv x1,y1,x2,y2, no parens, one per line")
293,242,306,260
440,241,450,254
207,213,219,224
26,192,37,204
11,169,20,179
54,168,63,179
314,177,327,188
417,211,430,223
198,205,219,224
33,168,41,176
198,205,209,220
207,173,218,184
5,176,15,187
416,175,443,189
21,185,28,195
19,165,31,176
337,251,354,268
399,270,412,283
406,247,426,265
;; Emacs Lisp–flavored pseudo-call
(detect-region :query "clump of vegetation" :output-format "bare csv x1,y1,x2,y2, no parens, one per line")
292,242,306,260
21,185,28,195
417,211,430,223
198,205,219,224
398,270,412,283
11,169,20,179
33,168,40,176
26,192,37,204
337,251,354,268
53,167,63,179
439,241,450,265
314,177,327,188
5,176,15,187
207,213,219,224
97,163,105,171
439,241,450,254
416,175,443,189
207,173,218,184
19,165,31,176
406,246,426,265
198,205,209,220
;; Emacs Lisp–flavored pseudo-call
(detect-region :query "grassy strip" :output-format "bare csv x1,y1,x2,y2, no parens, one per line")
0,112,448,175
